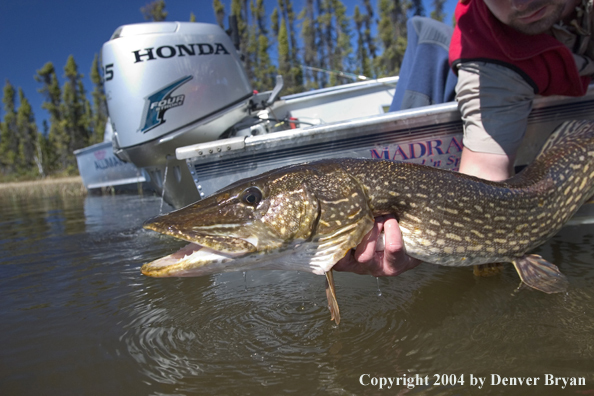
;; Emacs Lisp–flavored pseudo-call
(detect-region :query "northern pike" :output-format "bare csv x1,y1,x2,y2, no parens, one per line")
142,120,594,324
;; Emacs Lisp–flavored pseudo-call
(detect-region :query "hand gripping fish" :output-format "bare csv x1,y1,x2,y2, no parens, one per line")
142,120,594,324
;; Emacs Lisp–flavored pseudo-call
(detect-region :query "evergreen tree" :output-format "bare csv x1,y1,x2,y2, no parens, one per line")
411,0,425,16
313,0,328,87
278,18,291,83
141,0,168,21
61,55,92,170
312,0,354,87
90,54,108,145
246,5,258,80
251,0,267,34
277,0,303,93
431,0,447,22
34,130,46,177
353,6,371,77
0,81,18,174
213,0,226,29
271,7,279,37
362,0,377,64
231,0,248,50
231,0,251,77
35,63,64,172
316,0,330,87
280,0,299,72
16,88,39,175
328,0,353,86
250,0,277,91
269,5,280,77
40,120,57,175
255,34,277,90
375,0,409,77
298,0,319,89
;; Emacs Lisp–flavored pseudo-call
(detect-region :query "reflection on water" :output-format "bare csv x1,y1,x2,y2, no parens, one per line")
1,194,593,395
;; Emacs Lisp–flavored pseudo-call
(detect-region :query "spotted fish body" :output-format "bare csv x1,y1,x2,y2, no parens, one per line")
347,122,594,267
142,120,594,318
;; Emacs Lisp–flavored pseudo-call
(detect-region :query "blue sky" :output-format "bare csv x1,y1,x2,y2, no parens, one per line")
0,0,457,130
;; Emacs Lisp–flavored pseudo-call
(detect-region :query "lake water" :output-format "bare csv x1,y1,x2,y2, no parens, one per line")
1,193,593,395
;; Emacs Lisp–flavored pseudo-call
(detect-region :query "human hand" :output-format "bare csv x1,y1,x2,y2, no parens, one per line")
333,215,421,276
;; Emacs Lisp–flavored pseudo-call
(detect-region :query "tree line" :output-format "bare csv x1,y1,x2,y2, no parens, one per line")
201,0,447,93
0,56,107,181
0,0,446,181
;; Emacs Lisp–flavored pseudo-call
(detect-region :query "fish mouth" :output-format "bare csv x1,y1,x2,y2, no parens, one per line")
142,220,258,278
141,242,238,277
140,237,260,277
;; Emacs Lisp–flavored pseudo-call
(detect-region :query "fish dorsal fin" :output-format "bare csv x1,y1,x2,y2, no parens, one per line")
511,254,569,294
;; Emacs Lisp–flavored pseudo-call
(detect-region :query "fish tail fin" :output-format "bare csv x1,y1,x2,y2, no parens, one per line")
512,254,569,294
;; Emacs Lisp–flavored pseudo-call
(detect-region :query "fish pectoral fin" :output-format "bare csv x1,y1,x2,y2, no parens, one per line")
325,270,341,325
511,254,569,294
310,214,375,274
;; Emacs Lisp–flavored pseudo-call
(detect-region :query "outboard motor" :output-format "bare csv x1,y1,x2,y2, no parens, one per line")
102,22,255,208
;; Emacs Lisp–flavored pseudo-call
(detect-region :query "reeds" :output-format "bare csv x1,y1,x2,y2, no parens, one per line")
0,176,87,198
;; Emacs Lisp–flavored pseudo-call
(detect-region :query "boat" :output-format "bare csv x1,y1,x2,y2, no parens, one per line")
100,21,594,222
74,120,150,192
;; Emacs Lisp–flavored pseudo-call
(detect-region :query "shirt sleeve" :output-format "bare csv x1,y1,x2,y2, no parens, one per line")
455,61,535,156
573,53,594,76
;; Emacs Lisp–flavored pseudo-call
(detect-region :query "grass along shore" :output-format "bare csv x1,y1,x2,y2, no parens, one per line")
0,176,87,198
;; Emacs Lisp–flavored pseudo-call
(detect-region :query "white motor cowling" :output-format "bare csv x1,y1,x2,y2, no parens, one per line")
102,22,253,149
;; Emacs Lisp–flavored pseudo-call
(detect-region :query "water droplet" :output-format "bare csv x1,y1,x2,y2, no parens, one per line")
376,277,382,297
159,157,170,215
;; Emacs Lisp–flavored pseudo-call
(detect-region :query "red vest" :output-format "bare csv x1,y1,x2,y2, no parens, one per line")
449,0,590,96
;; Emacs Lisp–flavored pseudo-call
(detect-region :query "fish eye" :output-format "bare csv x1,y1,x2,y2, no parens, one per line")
241,187,262,206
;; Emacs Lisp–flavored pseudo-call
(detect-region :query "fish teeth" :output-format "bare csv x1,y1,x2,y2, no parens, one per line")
242,237,259,247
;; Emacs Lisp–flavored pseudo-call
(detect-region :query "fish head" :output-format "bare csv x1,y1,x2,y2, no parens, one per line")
142,161,376,278
141,165,323,277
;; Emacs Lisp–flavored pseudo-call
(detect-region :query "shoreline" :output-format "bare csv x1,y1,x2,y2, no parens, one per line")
0,176,87,197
